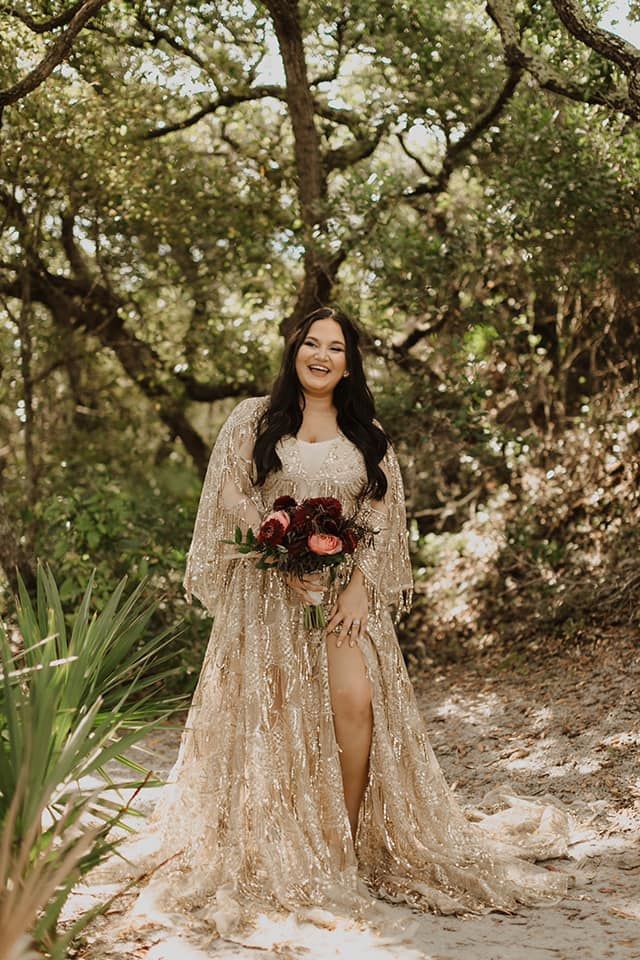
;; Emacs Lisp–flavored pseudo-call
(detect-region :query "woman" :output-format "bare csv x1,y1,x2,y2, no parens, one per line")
128,306,573,947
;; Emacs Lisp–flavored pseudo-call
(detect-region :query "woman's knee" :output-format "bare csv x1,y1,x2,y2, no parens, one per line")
332,678,373,725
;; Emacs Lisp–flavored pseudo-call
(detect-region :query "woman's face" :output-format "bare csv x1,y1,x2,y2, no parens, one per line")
295,318,348,398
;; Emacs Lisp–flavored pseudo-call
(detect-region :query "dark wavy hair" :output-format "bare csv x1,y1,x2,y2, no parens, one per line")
252,307,389,502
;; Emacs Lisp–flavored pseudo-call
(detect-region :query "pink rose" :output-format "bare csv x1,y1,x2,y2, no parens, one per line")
308,533,342,555
264,509,291,531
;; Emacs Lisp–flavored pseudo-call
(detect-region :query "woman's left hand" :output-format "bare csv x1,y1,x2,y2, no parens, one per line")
325,573,368,647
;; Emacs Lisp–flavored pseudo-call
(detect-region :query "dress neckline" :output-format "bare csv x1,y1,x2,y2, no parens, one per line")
296,436,337,445
294,426,345,445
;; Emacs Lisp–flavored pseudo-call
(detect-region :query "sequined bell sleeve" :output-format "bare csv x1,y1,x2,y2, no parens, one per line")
183,396,268,618
351,437,414,625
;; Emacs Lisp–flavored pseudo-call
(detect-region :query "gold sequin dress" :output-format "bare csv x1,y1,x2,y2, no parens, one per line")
119,396,574,946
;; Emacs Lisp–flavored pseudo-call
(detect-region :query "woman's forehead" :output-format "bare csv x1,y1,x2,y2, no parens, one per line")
306,317,345,344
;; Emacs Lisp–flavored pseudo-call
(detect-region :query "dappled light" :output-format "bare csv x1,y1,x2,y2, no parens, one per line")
2,0,640,956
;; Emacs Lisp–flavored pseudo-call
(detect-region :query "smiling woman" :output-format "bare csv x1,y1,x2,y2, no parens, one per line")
88,305,578,954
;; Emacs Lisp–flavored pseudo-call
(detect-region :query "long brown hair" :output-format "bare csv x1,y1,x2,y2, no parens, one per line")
252,307,389,501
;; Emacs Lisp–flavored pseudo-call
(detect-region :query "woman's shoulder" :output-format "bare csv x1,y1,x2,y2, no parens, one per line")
226,395,270,429
233,394,270,414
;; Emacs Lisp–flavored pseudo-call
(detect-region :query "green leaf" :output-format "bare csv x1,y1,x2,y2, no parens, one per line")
0,565,181,951
86,530,101,550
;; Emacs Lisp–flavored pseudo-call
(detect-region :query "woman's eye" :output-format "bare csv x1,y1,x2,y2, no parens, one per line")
304,341,342,351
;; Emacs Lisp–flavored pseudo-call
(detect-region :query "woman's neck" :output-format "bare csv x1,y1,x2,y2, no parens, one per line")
300,393,336,416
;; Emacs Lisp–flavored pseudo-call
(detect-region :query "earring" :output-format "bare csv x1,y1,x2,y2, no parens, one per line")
343,371,349,377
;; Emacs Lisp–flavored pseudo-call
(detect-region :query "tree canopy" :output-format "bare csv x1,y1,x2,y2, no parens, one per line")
1,0,639,666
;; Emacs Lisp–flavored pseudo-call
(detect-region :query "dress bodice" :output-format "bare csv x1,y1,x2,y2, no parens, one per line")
293,437,338,474
263,432,368,511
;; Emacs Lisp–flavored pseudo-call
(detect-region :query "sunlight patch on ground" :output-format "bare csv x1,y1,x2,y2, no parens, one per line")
146,937,223,959
575,757,606,775
218,908,428,959
605,808,640,834
434,692,505,723
602,731,640,748
529,706,554,729
113,889,429,960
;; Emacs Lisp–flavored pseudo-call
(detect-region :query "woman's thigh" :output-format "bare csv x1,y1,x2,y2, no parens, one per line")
325,636,373,723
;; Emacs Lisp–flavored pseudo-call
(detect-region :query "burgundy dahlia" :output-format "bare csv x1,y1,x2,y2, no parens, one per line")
304,497,342,519
291,506,314,530
257,518,286,546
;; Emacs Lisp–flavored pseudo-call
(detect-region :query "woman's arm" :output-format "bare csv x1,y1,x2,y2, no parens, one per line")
349,440,414,625
183,397,267,616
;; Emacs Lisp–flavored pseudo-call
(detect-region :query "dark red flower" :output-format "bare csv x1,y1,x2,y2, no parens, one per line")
273,495,297,512
301,497,343,519
257,518,286,546
321,518,339,536
291,506,313,530
342,529,358,554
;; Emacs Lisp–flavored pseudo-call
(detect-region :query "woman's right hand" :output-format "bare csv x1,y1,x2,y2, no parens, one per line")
284,571,328,604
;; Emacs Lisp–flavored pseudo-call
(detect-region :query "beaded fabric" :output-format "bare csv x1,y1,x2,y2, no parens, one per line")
98,395,575,949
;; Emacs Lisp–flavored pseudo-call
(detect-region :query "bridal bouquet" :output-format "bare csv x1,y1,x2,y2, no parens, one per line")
222,495,375,630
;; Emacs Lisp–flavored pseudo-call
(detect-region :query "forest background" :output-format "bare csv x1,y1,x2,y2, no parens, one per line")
1,0,639,694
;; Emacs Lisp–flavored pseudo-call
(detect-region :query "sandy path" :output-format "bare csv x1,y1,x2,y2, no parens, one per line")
69,636,640,960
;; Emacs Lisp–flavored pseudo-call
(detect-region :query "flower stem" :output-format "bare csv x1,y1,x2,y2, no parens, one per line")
304,603,326,631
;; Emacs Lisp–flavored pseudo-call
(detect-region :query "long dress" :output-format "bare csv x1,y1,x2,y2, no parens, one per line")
104,395,575,948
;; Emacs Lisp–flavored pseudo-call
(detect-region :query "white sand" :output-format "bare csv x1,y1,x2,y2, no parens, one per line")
67,635,640,960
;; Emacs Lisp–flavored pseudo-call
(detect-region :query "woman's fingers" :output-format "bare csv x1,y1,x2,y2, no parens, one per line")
325,605,368,645
336,614,360,647
289,573,317,600
342,615,367,646
351,617,367,645
336,617,351,647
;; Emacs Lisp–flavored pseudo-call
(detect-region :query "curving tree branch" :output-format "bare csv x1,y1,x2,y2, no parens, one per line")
0,0,87,33
486,0,640,120
325,123,389,172
0,0,109,116
144,86,368,141
551,0,640,72
143,85,285,140
404,64,523,200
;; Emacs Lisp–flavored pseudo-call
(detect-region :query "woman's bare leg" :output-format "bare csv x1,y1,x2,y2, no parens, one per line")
326,639,373,840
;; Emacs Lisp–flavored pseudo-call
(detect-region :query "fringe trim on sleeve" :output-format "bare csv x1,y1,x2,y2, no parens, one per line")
352,439,414,625
183,396,269,618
